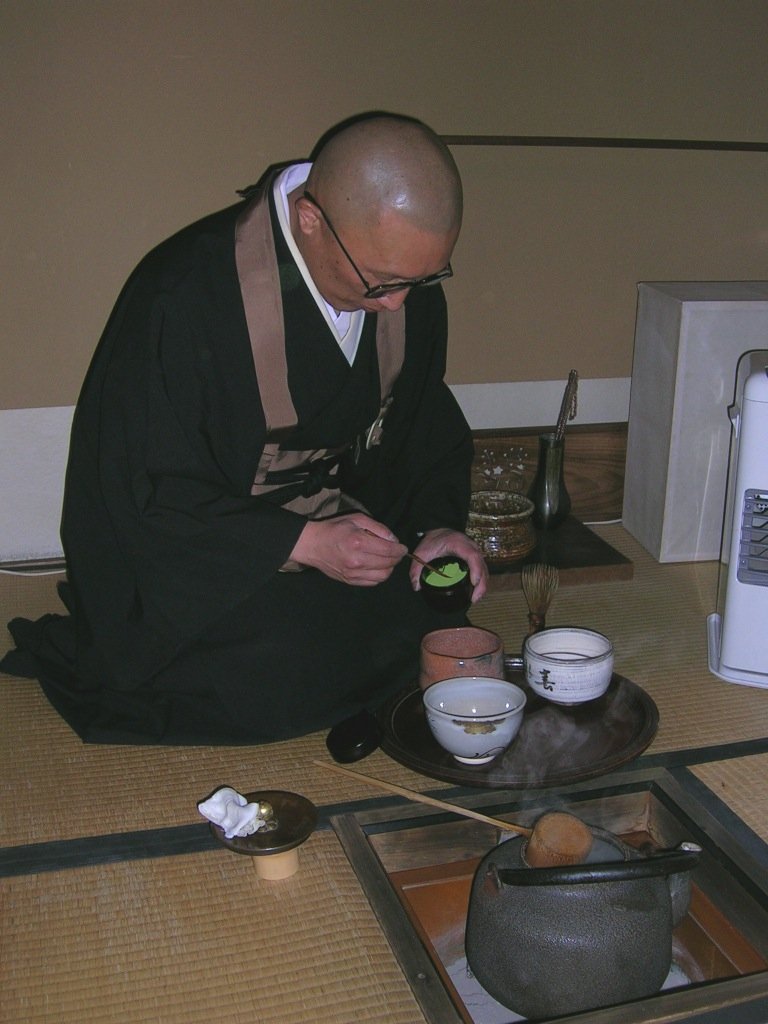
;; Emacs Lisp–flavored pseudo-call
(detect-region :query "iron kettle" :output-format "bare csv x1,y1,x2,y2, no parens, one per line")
465,828,700,1018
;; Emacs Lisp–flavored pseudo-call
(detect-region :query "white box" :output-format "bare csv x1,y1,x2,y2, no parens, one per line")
623,282,768,562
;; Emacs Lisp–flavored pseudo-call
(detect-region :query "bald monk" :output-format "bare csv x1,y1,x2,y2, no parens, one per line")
2,113,487,745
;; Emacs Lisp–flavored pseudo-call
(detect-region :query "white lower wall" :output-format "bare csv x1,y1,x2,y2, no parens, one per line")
452,377,630,431
0,406,74,563
0,378,630,563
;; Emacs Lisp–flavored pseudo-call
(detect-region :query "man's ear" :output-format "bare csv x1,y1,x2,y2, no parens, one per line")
295,195,322,237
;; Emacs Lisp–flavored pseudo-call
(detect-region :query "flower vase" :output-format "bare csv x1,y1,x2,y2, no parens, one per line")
528,432,571,529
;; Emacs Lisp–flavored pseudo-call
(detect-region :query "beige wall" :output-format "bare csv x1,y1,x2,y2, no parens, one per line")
2,0,767,410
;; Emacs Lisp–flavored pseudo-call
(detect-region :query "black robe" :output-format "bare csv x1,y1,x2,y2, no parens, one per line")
2,185,474,744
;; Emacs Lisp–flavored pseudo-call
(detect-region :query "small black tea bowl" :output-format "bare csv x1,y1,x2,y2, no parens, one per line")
419,555,473,613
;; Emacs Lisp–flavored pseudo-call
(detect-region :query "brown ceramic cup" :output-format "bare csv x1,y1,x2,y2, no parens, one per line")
419,626,505,692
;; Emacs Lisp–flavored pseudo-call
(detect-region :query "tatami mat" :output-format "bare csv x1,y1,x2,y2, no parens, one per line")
472,526,768,756
1,830,423,1024
2,528,768,1024
0,673,467,846
2,527,768,850
692,752,768,843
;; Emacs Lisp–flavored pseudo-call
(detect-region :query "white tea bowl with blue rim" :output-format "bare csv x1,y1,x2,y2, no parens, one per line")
423,676,527,764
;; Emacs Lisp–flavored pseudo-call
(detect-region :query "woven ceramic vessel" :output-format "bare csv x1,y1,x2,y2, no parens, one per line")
467,490,536,563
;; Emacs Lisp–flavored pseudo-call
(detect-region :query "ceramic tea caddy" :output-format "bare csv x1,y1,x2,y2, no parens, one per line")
419,556,473,613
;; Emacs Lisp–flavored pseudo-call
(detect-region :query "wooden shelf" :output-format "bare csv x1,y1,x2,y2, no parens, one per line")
486,515,633,592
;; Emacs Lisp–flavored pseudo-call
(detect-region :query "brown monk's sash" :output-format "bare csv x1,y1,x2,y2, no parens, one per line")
235,181,406,529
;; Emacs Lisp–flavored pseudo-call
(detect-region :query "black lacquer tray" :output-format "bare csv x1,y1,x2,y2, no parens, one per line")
378,670,659,789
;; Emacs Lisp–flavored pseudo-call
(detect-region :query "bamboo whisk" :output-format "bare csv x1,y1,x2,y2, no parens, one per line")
521,562,559,635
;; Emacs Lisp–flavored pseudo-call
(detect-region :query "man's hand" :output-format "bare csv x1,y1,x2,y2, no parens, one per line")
290,513,407,585
410,528,488,603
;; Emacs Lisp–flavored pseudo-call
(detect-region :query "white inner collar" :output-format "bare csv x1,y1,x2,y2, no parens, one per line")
273,162,363,364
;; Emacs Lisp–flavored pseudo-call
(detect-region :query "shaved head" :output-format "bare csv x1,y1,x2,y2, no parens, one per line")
306,115,462,236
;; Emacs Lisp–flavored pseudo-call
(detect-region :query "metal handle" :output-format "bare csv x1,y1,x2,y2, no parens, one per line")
491,846,701,888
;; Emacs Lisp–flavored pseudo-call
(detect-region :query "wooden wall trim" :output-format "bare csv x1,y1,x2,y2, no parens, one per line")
472,423,627,522
443,135,768,152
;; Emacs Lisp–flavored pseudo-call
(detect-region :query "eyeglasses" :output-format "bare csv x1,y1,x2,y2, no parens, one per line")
302,190,453,299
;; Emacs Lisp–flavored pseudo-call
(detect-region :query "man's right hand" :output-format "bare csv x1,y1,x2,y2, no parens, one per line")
289,513,407,585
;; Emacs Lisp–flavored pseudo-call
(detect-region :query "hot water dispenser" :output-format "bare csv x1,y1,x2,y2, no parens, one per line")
707,350,768,687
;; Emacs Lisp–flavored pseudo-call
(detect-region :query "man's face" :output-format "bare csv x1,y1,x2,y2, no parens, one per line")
296,197,457,314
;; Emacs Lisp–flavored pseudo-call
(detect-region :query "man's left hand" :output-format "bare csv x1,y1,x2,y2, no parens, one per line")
409,528,488,603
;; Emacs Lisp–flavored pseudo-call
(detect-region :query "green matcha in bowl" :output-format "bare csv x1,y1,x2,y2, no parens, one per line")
420,556,473,613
